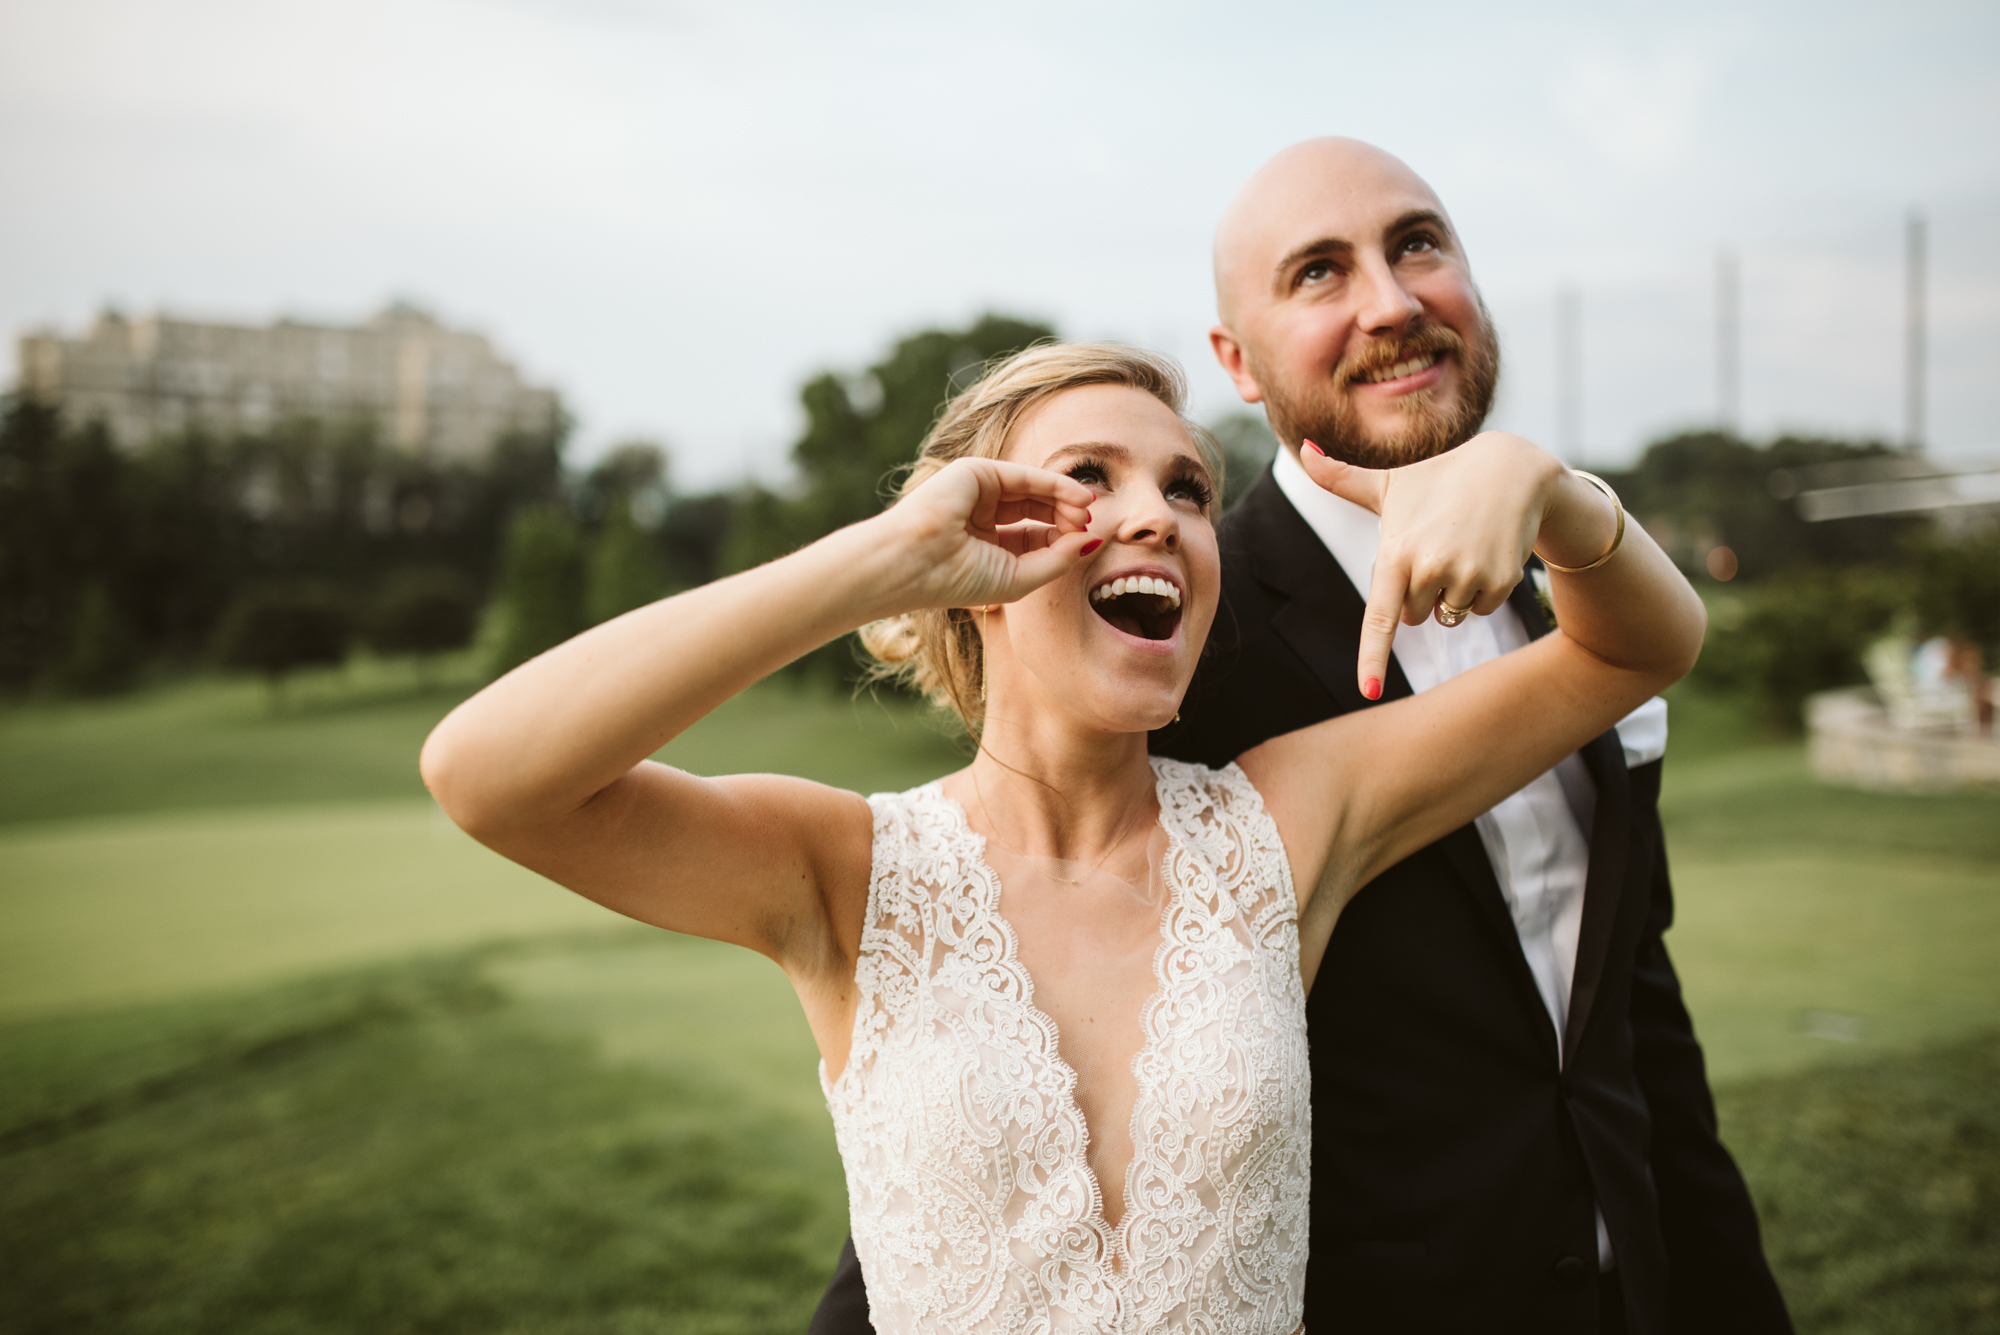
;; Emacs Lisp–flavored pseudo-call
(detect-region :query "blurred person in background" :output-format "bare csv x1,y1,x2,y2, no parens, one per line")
811,140,1794,1335
423,334,1705,1333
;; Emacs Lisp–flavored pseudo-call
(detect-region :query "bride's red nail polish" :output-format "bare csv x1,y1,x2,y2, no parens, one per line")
1363,677,1382,700
1303,439,1326,457
1080,539,1103,555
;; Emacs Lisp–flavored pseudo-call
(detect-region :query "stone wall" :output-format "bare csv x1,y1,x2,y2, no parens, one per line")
1808,686,2000,792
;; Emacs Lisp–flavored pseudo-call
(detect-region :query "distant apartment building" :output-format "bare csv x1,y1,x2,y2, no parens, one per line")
14,302,561,459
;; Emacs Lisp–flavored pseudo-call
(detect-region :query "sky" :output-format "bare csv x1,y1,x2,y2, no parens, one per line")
2,0,1996,489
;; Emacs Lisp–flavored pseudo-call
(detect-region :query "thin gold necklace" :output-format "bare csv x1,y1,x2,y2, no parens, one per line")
970,766,1154,887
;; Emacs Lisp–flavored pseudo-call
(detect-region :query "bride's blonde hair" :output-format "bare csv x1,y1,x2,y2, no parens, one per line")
859,341,1220,735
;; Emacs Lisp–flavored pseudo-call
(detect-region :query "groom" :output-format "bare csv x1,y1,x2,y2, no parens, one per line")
810,139,1791,1334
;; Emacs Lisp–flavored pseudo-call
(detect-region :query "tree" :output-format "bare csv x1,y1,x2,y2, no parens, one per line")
489,505,585,675
212,582,353,708
1910,528,2000,655
586,498,666,626
1692,566,1904,728
1601,431,1920,582
60,583,142,695
579,441,670,527
721,315,1055,683
726,313,1057,575
1207,412,1279,509
658,491,738,590
367,567,480,664
0,399,131,688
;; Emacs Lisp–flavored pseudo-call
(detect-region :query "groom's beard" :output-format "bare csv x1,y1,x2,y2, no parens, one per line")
1257,298,1501,470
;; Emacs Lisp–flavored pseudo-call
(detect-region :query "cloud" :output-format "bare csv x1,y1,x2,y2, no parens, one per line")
1556,45,1712,170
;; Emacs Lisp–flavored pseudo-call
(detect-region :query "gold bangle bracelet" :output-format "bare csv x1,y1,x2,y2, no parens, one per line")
1534,469,1625,574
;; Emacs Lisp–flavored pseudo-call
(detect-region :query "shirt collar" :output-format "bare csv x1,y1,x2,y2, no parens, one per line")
1269,443,1380,599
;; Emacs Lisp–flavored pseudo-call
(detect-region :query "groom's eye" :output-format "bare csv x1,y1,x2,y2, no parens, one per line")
1298,261,1335,287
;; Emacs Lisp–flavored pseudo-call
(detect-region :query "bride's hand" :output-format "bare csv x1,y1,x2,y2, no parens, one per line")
1299,432,1566,698
875,456,1098,613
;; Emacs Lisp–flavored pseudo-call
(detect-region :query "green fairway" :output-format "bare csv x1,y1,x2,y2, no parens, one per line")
1650,693,2000,1082
0,801,613,1020
0,668,963,1024
3,673,1997,1331
0,657,963,827
1670,852,2000,1083
0,661,469,827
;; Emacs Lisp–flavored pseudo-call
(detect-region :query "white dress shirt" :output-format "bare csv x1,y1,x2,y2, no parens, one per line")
1272,447,1666,1270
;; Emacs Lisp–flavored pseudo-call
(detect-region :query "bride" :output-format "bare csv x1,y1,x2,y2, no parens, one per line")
421,342,1704,1333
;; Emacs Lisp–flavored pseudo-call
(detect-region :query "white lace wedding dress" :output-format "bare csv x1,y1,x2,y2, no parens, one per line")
821,757,1311,1334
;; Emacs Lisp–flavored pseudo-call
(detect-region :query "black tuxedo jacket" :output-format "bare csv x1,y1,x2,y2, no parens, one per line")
810,466,1790,1335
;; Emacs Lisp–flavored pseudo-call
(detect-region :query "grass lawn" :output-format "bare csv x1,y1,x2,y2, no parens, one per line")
1717,1031,2000,1333
0,655,964,828
0,802,612,1019
2,672,1996,1331
0,947,849,1335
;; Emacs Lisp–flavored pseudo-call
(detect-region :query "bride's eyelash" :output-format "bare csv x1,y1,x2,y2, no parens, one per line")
1170,469,1214,508
1065,455,1111,486
1065,455,1212,508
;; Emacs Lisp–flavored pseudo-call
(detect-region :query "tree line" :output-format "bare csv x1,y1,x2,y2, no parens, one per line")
0,394,714,697
3,311,1989,724
1597,432,1998,725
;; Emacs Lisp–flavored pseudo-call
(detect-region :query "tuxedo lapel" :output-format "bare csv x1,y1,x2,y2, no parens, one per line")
1239,472,1547,1045
1563,730,1631,1061
1244,474,1410,713
1508,576,1635,1064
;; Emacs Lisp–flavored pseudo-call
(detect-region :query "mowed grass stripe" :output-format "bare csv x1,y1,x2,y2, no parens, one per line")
1668,854,2000,1084
0,665,965,828
0,801,611,1020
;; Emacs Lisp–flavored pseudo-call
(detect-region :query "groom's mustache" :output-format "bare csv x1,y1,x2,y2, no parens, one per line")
1334,323,1468,390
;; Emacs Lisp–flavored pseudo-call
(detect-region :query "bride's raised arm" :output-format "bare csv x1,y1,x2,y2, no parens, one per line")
419,460,1093,972
1238,432,1706,937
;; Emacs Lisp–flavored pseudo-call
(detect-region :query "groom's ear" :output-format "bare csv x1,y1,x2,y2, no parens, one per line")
1209,325,1265,405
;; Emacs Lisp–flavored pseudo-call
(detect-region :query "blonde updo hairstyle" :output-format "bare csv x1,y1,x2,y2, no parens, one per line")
859,341,1222,736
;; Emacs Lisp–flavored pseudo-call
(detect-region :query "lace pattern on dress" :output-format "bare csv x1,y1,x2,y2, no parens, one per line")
821,757,1310,1334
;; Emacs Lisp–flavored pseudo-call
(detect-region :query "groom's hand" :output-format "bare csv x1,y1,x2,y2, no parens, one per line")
1299,433,1560,700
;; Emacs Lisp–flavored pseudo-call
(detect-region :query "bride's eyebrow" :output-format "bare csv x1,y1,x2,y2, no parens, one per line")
1042,442,1131,468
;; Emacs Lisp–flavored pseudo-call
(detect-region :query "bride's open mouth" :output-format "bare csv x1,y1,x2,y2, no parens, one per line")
1089,573,1183,642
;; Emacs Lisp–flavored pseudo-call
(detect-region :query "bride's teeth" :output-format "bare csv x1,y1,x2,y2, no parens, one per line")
1090,576,1183,606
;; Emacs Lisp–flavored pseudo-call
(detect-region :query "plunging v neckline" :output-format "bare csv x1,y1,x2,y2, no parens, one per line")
823,758,1315,1330
935,762,1178,1266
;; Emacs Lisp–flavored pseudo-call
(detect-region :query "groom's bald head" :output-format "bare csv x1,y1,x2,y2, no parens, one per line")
1209,137,1499,468
1214,140,1453,320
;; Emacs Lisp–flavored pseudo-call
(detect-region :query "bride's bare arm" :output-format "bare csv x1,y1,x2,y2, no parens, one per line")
1239,433,1705,929
420,460,1093,975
